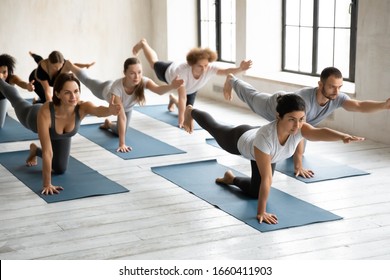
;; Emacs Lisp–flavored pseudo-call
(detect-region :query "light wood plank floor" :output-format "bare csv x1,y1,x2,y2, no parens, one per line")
1,92,390,260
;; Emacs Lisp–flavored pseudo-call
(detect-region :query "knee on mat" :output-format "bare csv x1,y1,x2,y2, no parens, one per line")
53,166,67,175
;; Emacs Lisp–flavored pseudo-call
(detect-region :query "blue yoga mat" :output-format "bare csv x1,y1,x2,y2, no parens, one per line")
78,123,186,159
134,104,202,130
0,150,129,203
0,115,38,143
151,159,342,232
206,138,369,183
275,155,370,183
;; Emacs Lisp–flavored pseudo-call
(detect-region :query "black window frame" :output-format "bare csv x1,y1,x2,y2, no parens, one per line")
282,0,358,82
197,0,236,63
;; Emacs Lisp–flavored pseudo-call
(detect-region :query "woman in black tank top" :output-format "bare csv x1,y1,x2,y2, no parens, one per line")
28,51,95,103
0,72,120,195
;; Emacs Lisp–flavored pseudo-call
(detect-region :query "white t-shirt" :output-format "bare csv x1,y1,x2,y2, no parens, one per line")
237,121,303,163
165,62,219,94
108,77,150,112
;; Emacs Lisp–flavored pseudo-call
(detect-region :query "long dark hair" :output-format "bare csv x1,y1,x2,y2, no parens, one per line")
124,57,145,105
52,72,81,105
0,54,16,83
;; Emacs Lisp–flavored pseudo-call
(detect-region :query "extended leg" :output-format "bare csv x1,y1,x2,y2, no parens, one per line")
228,75,279,121
0,98,7,128
132,38,159,69
66,61,111,101
185,105,255,155
0,79,40,132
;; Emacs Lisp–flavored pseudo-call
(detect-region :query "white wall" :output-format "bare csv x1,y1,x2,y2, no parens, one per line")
199,0,390,145
2,0,390,144
0,0,152,99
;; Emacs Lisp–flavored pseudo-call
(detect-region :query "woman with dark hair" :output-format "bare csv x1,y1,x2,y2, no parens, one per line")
223,68,390,178
0,54,35,128
132,38,253,128
0,71,120,195
28,50,95,103
183,94,364,224
65,58,184,153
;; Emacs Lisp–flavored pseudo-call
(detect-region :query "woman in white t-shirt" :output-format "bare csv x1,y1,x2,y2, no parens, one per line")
66,58,183,153
132,38,252,128
183,94,364,225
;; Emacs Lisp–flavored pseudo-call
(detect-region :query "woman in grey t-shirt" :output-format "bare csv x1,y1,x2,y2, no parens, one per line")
183,94,364,225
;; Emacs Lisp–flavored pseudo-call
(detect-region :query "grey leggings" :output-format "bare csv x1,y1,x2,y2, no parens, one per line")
76,70,132,134
230,77,280,122
0,98,7,128
192,108,275,198
0,79,71,174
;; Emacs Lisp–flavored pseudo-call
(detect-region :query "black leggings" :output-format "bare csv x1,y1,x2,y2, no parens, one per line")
29,53,46,103
192,108,275,198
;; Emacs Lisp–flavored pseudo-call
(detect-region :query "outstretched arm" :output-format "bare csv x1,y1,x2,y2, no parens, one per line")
145,76,184,95
301,123,365,143
74,61,95,69
254,147,278,224
342,98,390,113
79,95,121,118
8,75,35,92
216,59,253,76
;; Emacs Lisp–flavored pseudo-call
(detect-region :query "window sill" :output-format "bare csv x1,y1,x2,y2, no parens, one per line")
244,70,356,95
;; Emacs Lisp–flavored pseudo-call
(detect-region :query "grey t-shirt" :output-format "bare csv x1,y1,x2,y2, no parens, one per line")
237,121,303,163
231,77,350,126
266,87,350,126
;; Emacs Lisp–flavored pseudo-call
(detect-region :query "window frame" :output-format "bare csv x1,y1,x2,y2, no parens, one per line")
282,0,358,82
197,0,236,63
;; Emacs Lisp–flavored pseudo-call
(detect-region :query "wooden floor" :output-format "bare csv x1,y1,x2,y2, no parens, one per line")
1,92,390,260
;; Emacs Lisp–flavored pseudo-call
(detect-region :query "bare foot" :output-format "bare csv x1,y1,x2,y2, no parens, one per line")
168,94,177,112
182,105,194,133
215,170,235,185
26,143,38,167
99,119,111,130
223,73,234,101
132,38,146,56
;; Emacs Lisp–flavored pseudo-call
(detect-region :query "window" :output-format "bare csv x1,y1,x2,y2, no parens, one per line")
283,0,358,81
198,0,236,63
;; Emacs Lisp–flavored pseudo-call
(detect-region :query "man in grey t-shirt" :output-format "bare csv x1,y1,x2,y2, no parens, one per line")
223,67,390,178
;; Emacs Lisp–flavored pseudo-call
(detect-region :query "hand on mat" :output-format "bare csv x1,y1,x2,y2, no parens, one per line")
116,144,132,153
257,212,278,224
342,135,365,143
41,184,64,195
295,167,314,178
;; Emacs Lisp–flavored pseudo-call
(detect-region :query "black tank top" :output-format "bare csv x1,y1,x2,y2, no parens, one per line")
49,102,81,140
